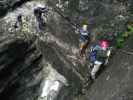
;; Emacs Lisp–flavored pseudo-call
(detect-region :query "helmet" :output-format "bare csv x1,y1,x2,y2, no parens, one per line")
99,40,109,50
82,24,88,31
36,4,44,8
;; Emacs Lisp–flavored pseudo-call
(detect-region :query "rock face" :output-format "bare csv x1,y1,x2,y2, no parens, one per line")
0,35,43,100
49,0,133,34
0,0,133,100
0,0,30,17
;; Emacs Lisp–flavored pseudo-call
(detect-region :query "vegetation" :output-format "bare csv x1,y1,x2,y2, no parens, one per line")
116,23,133,48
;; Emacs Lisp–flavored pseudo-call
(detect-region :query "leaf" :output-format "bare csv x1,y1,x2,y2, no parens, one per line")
122,32,129,39
116,38,124,48
127,24,133,32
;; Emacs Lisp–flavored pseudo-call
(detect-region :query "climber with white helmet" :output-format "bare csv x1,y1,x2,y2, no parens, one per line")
34,4,48,32
79,24,90,57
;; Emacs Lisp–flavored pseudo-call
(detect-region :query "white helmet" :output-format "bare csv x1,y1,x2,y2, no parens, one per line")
36,4,45,8
82,24,88,31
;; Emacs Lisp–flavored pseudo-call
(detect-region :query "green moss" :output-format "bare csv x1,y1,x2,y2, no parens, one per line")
115,23,133,48
122,32,129,39
116,38,124,48
127,24,133,32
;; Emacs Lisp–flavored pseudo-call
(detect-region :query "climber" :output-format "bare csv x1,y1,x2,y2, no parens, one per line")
79,25,97,58
15,14,30,38
79,24,90,57
34,4,48,32
88,39,110,80
14,14,23,29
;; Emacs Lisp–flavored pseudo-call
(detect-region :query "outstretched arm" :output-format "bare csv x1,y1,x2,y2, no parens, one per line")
40,7,48,13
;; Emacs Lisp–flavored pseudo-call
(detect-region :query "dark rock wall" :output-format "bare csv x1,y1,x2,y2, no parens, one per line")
0,35,43,100
0,0,31,17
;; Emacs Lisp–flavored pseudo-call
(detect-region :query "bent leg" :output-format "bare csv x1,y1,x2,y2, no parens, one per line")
91,61,101,79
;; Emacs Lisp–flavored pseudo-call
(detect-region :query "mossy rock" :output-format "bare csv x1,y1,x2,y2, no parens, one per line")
116,42,124,48
122,32,129,39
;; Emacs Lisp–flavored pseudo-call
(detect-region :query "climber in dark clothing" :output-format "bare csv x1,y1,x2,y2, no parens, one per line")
34,5,48,31
14,14,22,29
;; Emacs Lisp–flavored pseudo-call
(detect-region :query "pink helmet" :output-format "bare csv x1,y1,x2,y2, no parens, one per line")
99,40,109,50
